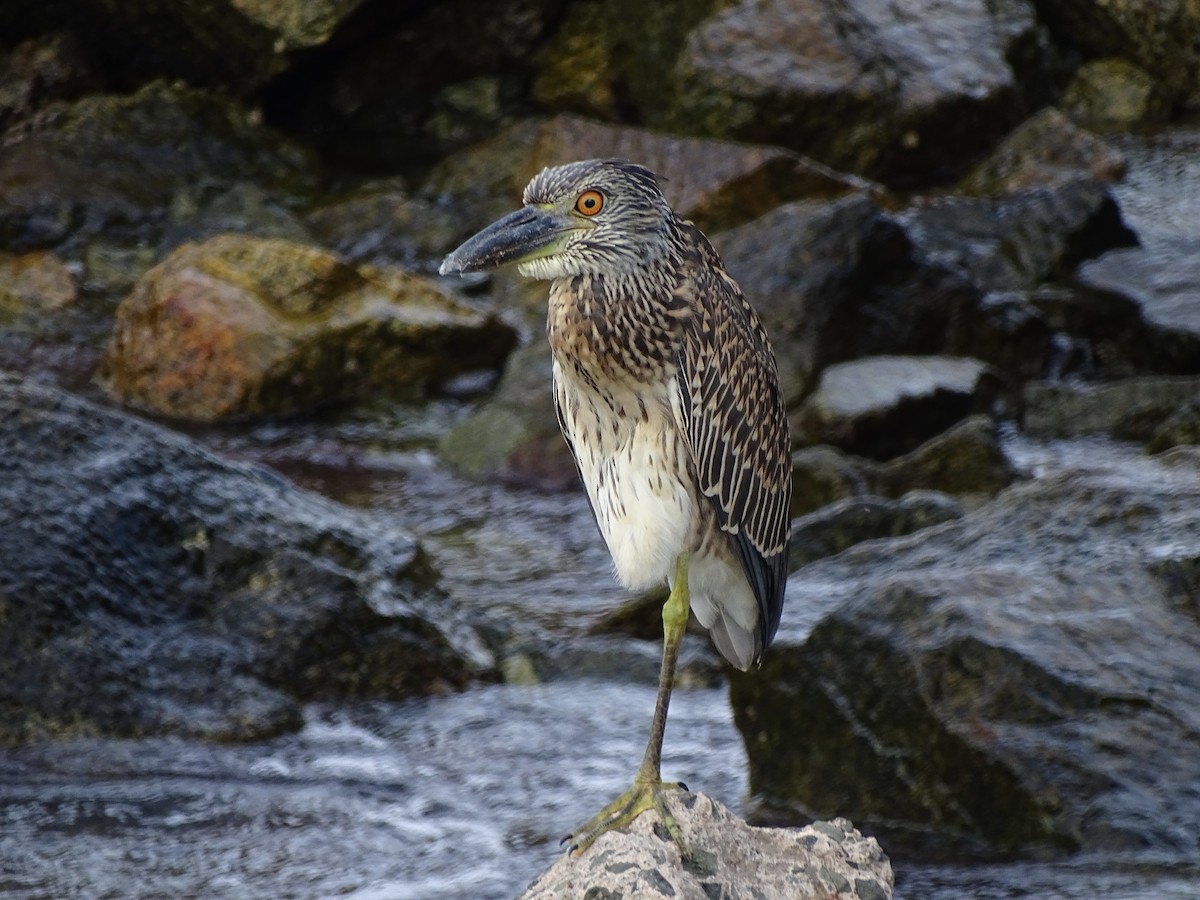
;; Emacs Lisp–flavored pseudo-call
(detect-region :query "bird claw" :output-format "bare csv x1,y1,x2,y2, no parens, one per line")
564,779,690,858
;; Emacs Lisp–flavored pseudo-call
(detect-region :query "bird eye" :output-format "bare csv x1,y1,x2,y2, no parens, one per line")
575,190,604,216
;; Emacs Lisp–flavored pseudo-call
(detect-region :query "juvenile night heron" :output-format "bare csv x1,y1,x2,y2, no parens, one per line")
440,158,791,854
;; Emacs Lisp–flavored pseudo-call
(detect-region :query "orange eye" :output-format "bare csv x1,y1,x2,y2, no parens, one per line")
575,190,604,216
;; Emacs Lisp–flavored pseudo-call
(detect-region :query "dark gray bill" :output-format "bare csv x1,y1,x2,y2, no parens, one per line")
439,207,568,275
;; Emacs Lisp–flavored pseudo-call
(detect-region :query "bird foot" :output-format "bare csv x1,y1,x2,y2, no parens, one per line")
563,778,691,859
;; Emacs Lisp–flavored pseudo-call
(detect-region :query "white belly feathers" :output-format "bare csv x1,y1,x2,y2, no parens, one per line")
554,362,692,591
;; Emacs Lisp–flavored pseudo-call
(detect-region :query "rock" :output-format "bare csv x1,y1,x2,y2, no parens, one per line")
715,196,985,403
531,0,725,122
424,114,872,236
0,32,98,131
874,415,1019,503
957,107,1127,195
791,416,1018,516
1146,398,1200,454
100,234,517,421
520,792,893,899
304,181,464,274
0,80,319,298
1062,58,1170,129
261,0,562,167
0,374,495,745
790,445,877,518
790,492,964,571
1023,375,1200,440
439,340,578,490
899,177,1138,295
1,0,370,90
1033,0,1200,109
1075,241,1200,374
0,250,77,318
733,443,1200,857
669,0,1045,182
793,356,999,460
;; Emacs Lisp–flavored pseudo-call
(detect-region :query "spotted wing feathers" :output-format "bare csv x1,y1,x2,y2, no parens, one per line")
675,224,791,658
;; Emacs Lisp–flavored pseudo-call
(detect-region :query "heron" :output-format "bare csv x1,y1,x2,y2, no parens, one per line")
440,158,791,855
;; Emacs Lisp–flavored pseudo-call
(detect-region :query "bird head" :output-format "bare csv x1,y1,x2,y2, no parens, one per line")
439,159,677,281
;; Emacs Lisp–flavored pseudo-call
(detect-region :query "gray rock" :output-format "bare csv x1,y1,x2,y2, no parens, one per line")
790,492,963,571
520,792,893,899
0,375,494,745
1023,375,1200,440
1075,240,1200,374
794,356,999,460
899,177,1137,295
669,0,1044,182
715,196,985,403
792,416,1018,516
0,80,318,301
439,339,580,490
957,107,1127,195
733,443,1200,856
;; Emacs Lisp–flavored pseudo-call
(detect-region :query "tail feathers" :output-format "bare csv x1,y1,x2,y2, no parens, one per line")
707,610,757,671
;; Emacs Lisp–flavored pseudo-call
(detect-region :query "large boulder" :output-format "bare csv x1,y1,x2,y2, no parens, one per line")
0,374,496,745
714,196,988,404
1074,240,1200,375
423,114,870,237
521,793,893,899
793,356,999,460
100,234,517,421
667,0,1046,182
732,443,1200,857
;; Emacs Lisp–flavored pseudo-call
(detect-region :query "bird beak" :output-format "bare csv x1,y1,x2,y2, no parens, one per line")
439,207,571,275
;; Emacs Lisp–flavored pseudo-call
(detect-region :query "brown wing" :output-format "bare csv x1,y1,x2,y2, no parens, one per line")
675,223,792,656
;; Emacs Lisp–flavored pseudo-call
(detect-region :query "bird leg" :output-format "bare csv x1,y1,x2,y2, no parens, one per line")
565,553,693,858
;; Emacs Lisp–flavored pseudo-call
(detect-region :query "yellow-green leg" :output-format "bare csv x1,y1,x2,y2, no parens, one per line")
565,554,692,857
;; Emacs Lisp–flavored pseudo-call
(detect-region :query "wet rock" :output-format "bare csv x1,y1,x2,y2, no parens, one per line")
733,444,1200,857
792,416,1018,516
957,107,1127,195
439,340,578,490
1032,0,1200,109
790,492,964,571
873,415,1019,503
715,196,985,403
520,792,893,899
790,445,877,518
1023,376,1200,441
0,80,318,294
1145,398,1200,454
304,181,464,274
1074,241,1200,374
0,250,77,319
0,374,494,745
100,234,517,422
1062,58,1170,129
669,0,1044,182
899,177,1138,296
424,114,872,236
793,356,999,460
